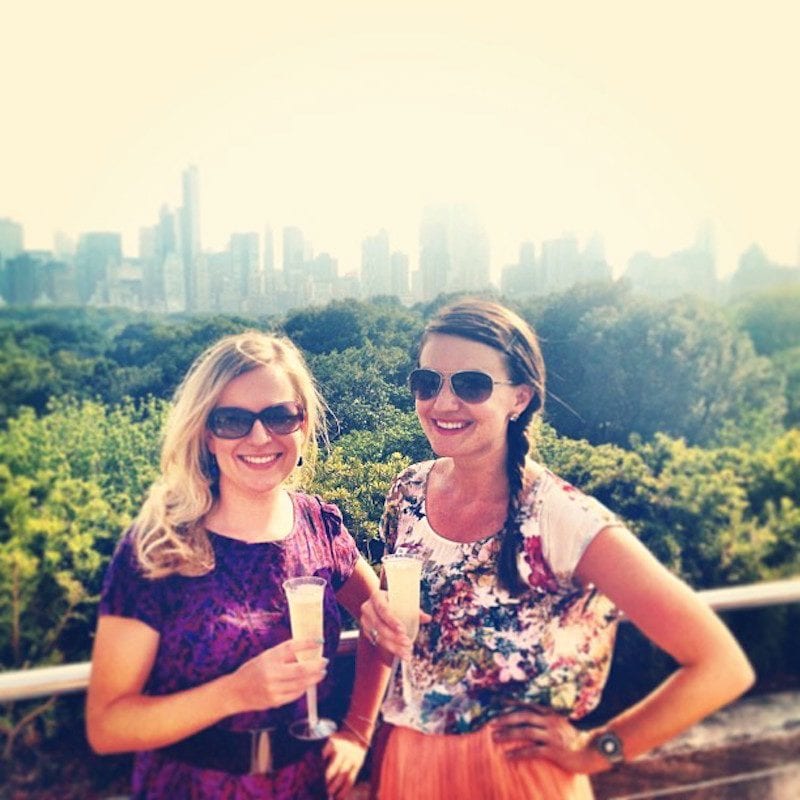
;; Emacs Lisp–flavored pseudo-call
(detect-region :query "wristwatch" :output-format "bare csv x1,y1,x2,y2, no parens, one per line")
592,730,625,765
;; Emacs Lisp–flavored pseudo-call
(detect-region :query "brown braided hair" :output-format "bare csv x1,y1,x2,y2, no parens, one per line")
419,298,546,595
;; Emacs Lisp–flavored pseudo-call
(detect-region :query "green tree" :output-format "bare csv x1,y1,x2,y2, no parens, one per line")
309,343,416,438
525,289,786,447
733,285,800,356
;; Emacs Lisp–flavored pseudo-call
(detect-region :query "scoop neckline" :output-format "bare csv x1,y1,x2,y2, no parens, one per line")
206,491,300,546
419,460,546,547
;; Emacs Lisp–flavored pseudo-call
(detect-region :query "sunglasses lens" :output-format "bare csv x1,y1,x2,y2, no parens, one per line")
208,408,255,439
409,369,442,400
451,371,494,403
260,403,305,435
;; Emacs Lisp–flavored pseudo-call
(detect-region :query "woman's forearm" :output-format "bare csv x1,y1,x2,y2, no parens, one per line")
596,652,754,764
87,671,241,754
342,630,394,742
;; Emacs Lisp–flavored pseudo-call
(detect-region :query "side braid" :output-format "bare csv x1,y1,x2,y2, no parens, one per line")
419,298,546,595
497,414,534,595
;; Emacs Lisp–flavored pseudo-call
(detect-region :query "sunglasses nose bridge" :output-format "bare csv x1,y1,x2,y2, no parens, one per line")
247,416,274,441
430,374,462,405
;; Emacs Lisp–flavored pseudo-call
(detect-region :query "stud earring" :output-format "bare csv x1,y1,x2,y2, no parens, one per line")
509,414,519,422
297,455,304,468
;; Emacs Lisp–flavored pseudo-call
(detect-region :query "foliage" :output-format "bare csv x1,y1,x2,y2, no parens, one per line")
309,343,416,438
0,289,798,783
535,422,800,584
770,345,800,428
732,285,800,356
311,449,412,564
0,397,165,765
522,286,787,448
283,298,423,355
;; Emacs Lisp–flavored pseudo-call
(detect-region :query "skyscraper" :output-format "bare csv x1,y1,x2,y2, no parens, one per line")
390,251,410,300
361,229,391,299
419,206,450,301
75,232,122,304
180,165,201,310
230,232,261,308
418,204,491,301
0,218,24,263
282,226,311,306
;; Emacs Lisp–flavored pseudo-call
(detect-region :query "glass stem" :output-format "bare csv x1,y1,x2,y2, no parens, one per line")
306,685,319,730
401,659,413,705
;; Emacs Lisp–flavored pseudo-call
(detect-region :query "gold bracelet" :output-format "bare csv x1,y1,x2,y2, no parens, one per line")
341,718,372,748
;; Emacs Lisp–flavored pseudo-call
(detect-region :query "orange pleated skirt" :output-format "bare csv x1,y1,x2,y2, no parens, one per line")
371,723,594,800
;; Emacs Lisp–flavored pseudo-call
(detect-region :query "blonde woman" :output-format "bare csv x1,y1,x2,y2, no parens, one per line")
358,298,754,800
87,332,384,799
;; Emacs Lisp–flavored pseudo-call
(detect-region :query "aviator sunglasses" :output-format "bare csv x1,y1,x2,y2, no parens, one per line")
206,402,305,439
408,368,515,404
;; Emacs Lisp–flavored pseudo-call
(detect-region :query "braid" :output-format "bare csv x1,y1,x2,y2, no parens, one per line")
498,415,533,595
421,298,546,596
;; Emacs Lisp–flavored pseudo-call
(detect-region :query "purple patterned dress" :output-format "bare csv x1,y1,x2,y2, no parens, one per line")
98,493,358,800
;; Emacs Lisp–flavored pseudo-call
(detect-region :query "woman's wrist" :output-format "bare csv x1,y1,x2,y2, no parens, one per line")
340,717,372,748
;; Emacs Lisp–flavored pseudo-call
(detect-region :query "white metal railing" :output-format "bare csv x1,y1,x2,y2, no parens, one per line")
2,577,799,704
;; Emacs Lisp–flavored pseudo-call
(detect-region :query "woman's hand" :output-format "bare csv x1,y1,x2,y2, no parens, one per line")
227,639,328,715
359,590,430,659
491,704,597,775
323,728,369,800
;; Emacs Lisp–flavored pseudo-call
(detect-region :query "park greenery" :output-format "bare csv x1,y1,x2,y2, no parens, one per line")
1,281,799,785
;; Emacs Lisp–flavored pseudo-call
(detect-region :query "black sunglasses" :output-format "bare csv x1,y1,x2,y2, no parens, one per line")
408,368,515,404
207,402,305,439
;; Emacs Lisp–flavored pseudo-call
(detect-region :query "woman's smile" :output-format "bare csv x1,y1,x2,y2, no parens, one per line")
237,452,282,467
430,418,472,434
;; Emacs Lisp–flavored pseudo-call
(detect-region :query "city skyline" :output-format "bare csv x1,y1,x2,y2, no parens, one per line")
3,2,800,280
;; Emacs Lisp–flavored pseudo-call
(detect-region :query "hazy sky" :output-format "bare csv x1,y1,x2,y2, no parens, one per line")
3,1,799,279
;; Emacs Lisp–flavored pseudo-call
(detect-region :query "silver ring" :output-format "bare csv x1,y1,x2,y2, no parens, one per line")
368,627,379,646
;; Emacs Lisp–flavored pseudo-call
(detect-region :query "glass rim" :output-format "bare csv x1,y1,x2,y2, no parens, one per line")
283,575,327,590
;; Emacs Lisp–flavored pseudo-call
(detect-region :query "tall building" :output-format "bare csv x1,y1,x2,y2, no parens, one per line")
4,250,75,306
282,226,312,306
390,251,410,301
449,205,490,292
361,229,391,298
53,231,75,262
180,165,201,310
419,206,451,301
500,241,536,297
501,234,611,298
418,205,491,301
539,234,581,292
139,205,183,310
625,227,716,300
0,218,24,262
309,252,337,305
75,232,122,304
230,232,261,300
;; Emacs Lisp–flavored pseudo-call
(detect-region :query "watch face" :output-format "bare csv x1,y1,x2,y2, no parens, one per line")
596,731,624,762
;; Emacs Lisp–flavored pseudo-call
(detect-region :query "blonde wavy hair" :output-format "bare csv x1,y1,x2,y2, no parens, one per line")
132,331,327,579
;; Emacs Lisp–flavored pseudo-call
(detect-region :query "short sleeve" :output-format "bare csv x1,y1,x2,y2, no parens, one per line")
318,500,359,591
98,530,165,632
538,478,620,579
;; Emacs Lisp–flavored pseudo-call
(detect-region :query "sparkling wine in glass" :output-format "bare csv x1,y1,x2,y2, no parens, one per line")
382,554,423,705
283,576,337,740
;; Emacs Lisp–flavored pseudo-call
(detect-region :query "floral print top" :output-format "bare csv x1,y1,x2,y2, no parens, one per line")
380,460,621,735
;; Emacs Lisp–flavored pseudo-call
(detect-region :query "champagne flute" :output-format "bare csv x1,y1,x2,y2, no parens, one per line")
283,576,337,740
382,554,423,705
